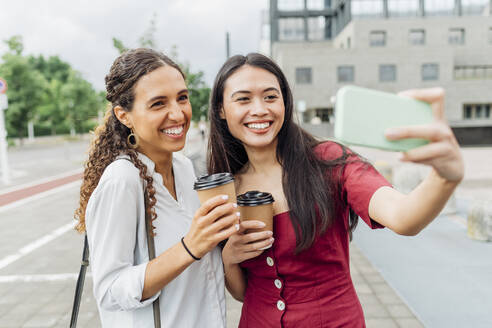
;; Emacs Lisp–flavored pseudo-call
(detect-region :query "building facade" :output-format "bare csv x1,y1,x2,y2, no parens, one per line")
266,0,492,144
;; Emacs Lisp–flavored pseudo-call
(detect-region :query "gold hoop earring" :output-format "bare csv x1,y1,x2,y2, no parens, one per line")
127,128,139,149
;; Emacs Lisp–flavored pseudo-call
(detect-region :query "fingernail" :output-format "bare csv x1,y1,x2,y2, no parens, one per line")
221,195,229,200
385,128,399,138
270,238,275,242
235,224,240,231
236,212,241,217
259,222,266,227
232,203,238,208
267,231,273,235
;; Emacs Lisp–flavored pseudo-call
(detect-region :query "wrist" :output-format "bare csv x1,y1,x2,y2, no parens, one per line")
181,236,201,261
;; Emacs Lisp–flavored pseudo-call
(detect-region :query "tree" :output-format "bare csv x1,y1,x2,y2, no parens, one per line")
0,36,47,141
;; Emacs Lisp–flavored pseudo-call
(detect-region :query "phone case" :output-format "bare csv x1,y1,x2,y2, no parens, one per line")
334,85,433,152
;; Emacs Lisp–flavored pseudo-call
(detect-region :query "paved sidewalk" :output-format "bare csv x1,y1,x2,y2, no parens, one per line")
0,134,425,327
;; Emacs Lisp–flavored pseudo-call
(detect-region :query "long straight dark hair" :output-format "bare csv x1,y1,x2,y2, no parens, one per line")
207,53,361,253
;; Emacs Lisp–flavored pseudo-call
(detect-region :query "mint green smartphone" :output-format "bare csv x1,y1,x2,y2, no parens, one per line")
334,86,433,152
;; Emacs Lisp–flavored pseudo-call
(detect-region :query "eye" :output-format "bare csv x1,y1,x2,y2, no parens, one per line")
236,97,250,102
178,94,189,101
151,101,165,108
265,94,278,100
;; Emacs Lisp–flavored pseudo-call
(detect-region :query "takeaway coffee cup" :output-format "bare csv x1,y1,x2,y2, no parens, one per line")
237,191,275,241
193,173,236,205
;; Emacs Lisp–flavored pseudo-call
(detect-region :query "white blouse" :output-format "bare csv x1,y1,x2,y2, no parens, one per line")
85,152,226,328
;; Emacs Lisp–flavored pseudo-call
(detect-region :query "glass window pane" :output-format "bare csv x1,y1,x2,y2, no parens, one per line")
352,0,384,18
296,67,312,84
464,105,473,119
476,104,483,118
449,28,465,45
379,64,397,82
370,31,386,47
422,63,439,81
388,0,419,17
307,0,326,10
279,18,305,41
278,0,305,11
462,0,488,15
409,29,425,45
308,16,326,40
485,104,491,118
337,66,355,82
425,0,454,16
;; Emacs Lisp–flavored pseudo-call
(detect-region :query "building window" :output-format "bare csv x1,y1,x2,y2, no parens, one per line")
449,28,465,45
388,0,419,17
369,31,386,47
425,0,454,16
463,104,492,120
308,16,326,40
307,0,326,10
462,0,489,15
347,37,351,49
379,65,397,82
352,0,384,18
279,18,305,41
409,29,425,45
296,67,312,84
337,66,355,83
454,65,492,80
422,63,439,81
278,0,305,11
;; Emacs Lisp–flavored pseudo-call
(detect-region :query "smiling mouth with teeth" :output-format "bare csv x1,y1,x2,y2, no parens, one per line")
161,125,184,135
246,122,272,130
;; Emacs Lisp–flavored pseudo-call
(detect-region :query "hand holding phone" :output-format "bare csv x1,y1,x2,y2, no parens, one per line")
334,86,433,152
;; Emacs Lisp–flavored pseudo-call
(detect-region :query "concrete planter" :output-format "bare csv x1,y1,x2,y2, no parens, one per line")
467,201,492,242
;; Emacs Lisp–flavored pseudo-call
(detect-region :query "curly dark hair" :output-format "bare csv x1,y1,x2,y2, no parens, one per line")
74,48,185,234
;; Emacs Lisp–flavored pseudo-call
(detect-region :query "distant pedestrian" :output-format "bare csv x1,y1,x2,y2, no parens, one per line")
74,48,237,327
207,53,463,327
199,121,206,140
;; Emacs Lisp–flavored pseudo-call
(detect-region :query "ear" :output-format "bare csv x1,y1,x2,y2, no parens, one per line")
113,105,132,129
219,106,226,120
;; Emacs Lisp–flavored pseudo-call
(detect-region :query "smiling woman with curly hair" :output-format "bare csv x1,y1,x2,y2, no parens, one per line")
74,48,237,328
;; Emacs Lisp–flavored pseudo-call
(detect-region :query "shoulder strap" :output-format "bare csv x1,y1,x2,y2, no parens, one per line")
70,234,89,328
70,157,161,327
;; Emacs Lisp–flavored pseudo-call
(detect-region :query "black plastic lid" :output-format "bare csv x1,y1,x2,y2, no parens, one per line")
193,173,234,190
237,190,274,206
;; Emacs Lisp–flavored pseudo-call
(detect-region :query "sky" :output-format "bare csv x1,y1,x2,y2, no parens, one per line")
0,0,269,90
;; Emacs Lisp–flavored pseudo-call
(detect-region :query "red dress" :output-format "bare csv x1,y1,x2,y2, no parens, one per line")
238,142,392,328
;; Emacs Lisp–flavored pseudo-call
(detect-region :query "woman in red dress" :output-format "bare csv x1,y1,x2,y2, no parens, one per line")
207,53,463,327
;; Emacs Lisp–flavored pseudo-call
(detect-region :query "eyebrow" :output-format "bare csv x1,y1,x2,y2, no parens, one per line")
230,87,280,99
147,89,188,104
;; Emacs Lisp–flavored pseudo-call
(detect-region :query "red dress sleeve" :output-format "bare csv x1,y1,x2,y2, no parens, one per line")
315,141,392,229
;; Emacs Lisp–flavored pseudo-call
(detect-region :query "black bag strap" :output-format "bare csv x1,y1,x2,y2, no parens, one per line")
70,159,161,327
70,234,89,328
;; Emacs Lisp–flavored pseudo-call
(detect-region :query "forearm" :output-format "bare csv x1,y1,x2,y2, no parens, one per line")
141,241,195,300
223,262,247,302
371,169,460,235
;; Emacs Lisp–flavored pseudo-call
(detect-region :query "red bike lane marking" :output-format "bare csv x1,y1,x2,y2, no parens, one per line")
0,173,83,206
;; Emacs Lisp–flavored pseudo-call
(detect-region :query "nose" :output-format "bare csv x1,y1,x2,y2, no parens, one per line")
168,101,186,122
250,98,269,116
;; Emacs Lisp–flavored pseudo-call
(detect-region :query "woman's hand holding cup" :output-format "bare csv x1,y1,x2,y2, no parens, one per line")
222,220,274,267
183,195,240,259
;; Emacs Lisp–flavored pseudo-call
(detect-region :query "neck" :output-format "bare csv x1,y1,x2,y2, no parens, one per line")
141,148,174,182
243,140,281,175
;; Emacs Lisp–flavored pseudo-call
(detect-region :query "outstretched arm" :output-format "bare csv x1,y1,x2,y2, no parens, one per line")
368,88,464,236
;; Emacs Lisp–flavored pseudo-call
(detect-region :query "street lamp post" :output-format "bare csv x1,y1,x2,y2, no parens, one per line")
0,77,10,185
